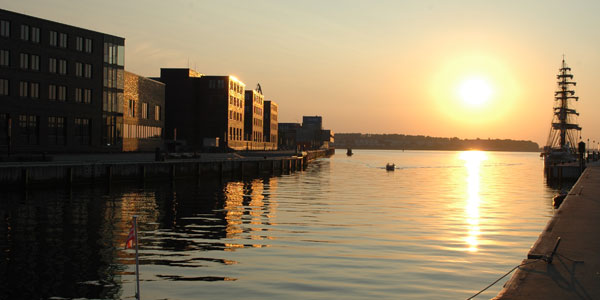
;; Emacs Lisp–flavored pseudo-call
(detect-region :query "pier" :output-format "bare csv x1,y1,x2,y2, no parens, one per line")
0,149,334,189
494,166,600,299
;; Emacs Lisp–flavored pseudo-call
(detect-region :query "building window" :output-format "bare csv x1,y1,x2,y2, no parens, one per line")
57,86,66,101
128,99,136,117
49,31,57,46
75,88,82,103
20,24,29,41
0,50,8,67
76,36,83,51
30,82,39,99
85,39,92,53
19,81,28,98
19,53,28,69
0,113,7,145
48,116,66,145
141,102,148,119
30,54,39,71
19,114,38,145
59,33,67,48
0,79,8,95
102,115,121,146
155,105,161,121
0,20,9,37
85,38,93,53
49,58,56,73
84,89,91,104
48,84,56,100
58,59,67,75
31,27,39,43
84,64,92,78
75,118,90,145
75,62,82,77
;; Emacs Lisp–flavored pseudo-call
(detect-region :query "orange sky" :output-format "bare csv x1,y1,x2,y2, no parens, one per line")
4,0,600,146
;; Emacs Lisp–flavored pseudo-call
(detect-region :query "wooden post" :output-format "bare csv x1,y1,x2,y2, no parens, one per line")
170,164,175,180
140,165,146,182
67,167,73,186
22,168,28,188
107,165,112,184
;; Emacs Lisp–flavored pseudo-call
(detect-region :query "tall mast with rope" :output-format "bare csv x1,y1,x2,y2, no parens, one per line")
545,57,581,153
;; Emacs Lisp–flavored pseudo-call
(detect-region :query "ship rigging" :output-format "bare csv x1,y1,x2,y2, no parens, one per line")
542,58,581,165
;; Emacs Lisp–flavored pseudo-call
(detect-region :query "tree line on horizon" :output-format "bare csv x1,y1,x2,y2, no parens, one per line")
334,133,540,152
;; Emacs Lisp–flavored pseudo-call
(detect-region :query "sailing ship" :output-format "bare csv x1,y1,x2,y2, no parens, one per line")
541,58,582,167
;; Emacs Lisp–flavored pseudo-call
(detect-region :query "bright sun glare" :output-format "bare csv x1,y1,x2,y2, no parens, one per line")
458,78,493,106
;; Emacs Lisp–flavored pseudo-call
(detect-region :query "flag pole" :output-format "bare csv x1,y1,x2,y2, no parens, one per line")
134,215,140,300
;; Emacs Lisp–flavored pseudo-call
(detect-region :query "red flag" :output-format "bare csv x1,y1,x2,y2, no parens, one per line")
125,220,136,249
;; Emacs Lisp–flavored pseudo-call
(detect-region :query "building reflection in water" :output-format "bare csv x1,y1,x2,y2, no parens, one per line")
223,178,277,249
459,151,487,252
0,176,279,299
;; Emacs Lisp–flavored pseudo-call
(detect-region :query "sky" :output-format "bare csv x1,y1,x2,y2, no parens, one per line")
3,0,600,146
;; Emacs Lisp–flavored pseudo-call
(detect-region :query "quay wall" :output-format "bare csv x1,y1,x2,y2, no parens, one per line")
494,166,600,299
0,149,334,189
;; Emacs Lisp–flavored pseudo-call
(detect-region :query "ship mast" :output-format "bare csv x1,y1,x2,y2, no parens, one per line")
546,58,581,152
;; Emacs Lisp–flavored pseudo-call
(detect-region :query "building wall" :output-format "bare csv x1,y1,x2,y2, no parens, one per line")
244,89,264,143
264,100,278,146
158,69,247,151
122,71,164,151
157,68,200,146
0,8,124,154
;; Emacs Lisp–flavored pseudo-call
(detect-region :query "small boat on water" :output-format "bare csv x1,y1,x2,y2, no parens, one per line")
346,149,353,156
386,163,395,171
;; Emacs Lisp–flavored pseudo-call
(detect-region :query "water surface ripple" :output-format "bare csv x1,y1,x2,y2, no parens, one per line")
0,150,565,299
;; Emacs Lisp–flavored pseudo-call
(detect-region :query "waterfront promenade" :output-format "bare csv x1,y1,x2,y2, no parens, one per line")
494,166,600,299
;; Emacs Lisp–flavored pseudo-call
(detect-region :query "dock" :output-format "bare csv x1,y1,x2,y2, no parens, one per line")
494,166,600,299
0,149,334,189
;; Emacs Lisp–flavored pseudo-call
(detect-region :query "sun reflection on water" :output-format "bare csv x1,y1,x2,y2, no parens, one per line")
459,151,487,252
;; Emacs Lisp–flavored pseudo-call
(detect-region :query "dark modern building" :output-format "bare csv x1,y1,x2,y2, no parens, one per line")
263,100,278,145
244,87,264,143
278,122,301,150
123,71,164,151
158,68,247,150
0,8,125,154
278,116,333,150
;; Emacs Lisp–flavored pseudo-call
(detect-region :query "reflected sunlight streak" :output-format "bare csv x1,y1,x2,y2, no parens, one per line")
459,151,487,252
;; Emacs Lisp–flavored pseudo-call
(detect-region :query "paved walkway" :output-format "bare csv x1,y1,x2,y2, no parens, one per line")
494,166,600,299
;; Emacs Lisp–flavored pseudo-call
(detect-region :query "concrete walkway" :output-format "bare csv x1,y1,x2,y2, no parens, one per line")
494,166,600,299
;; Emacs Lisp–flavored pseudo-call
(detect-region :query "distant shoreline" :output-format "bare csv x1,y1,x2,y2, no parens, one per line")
334,133,541,153
334,146,540,153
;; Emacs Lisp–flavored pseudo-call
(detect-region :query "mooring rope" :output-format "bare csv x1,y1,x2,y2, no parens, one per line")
466,259,542,300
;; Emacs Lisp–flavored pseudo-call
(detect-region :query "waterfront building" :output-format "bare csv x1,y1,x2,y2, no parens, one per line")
123,71,164,151
0,8,125,154
244,86,264,143
158,68,246,150
278,116,334,150
263,100,278,145
278,122,301,150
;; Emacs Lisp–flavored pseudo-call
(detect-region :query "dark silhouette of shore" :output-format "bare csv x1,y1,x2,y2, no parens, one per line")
334,133,540,152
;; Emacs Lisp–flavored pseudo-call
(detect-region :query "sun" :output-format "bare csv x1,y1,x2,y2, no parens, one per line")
458,78,493,106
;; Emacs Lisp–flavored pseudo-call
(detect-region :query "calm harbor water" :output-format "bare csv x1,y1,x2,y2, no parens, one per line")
0,150,566,299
